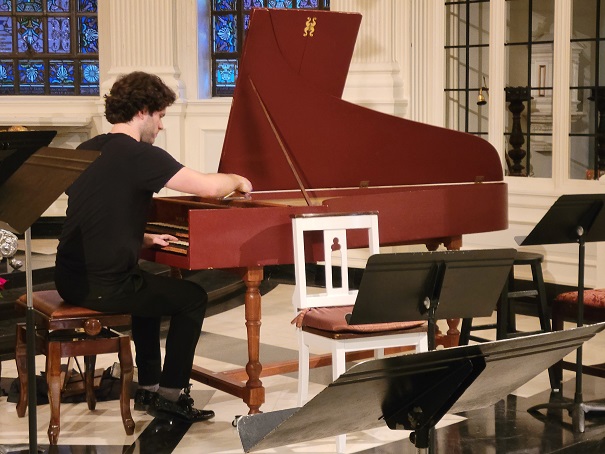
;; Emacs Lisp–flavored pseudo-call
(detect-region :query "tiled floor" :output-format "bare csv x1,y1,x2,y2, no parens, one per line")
2,278,605,453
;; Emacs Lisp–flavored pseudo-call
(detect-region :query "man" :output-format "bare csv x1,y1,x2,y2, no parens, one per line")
55,71,252,422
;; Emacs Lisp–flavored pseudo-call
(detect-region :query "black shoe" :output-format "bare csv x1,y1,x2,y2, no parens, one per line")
148,384,215,422
134,389,158,411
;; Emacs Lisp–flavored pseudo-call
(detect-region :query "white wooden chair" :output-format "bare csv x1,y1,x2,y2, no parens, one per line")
291,213,428,453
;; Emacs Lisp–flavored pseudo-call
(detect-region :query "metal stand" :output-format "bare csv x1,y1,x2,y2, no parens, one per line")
347,249,517,351
236,323,605,453
520,194,605,432
528,233,605,432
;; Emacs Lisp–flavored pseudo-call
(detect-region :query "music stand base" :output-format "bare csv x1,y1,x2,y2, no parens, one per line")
410,426,435,454
528,399,605,433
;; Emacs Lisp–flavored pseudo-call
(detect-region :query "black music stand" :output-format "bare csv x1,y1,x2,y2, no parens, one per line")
519,194,605,433
237,323,605,453
347,249,517,350
0,143,99,452
0,131,57,187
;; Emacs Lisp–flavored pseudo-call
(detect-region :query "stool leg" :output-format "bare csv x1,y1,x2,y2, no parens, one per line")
531,262,551,332
496,280,510,340
15,324,28,418
530,262,558,390
118,336,135,435
47,342,62,445
84,355,97,411
459,318,472,345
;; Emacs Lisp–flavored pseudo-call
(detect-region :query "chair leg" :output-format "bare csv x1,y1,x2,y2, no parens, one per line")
297,332,310,407
46,342,62,445
332,348,346,381
84,355,97,411
336,434,346,453
332,348,347,454
15,324,28,418
118,335,135,435
417,332,429,352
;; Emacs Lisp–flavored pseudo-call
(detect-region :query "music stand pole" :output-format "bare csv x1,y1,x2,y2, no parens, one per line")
425,300,438,352
24,227,39,452
573,230,586,431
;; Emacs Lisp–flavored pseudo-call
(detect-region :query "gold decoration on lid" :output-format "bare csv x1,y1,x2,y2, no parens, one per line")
303,17,317,37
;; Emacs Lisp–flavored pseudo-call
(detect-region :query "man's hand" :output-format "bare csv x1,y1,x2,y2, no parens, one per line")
234,175,253,194
143,233,179,248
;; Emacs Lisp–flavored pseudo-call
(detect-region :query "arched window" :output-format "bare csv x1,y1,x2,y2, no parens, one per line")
211,1,330,97
0,0,99,96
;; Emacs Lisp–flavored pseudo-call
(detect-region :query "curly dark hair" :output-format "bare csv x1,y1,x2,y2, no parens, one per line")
104,71,177,124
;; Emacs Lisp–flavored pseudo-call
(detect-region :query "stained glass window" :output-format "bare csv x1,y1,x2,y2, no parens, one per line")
0,0,98,95
211,0,329,96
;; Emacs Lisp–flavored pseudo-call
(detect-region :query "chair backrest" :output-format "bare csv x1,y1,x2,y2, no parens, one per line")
292,213,380,311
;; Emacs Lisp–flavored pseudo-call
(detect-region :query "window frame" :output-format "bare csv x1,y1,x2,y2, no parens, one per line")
209,0,330,97
0,0,99,96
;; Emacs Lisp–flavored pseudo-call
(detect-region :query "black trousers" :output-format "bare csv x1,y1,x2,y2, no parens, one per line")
55,267,208,389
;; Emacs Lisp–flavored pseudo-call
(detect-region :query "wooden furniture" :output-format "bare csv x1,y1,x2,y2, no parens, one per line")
291,213,428,453
551,289,605,389
14,290,134,445
141,9,507,415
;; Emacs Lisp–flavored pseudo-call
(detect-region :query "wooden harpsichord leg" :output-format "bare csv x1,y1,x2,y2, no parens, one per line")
241,266,265,414
427,236,462,348
188,266,265,414
191,266,265,414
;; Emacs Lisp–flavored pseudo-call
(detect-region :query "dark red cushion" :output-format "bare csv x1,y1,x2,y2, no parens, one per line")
292,305,426,333
554,289,605,309
16,290,103,318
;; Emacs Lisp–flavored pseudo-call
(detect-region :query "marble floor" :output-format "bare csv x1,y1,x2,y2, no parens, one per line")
2,279,605,453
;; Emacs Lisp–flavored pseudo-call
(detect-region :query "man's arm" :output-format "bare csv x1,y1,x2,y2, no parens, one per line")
165,167,252,198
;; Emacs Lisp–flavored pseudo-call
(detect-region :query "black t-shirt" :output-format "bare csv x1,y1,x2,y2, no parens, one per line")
56,133,183,287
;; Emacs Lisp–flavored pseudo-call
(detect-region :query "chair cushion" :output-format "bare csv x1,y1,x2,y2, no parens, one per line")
292,305,426,333
554,289,605,309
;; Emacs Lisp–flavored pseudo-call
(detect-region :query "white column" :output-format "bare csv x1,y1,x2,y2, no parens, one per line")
551,0,572,188
97,0,188,165
101,0,184,97
333,0,407,116
408,0,444,126
488,0,506,161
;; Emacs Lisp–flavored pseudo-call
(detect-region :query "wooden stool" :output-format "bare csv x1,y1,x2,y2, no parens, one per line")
551,289,605,390
460,251,551,343
459,251,558,389
14,290,134,445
